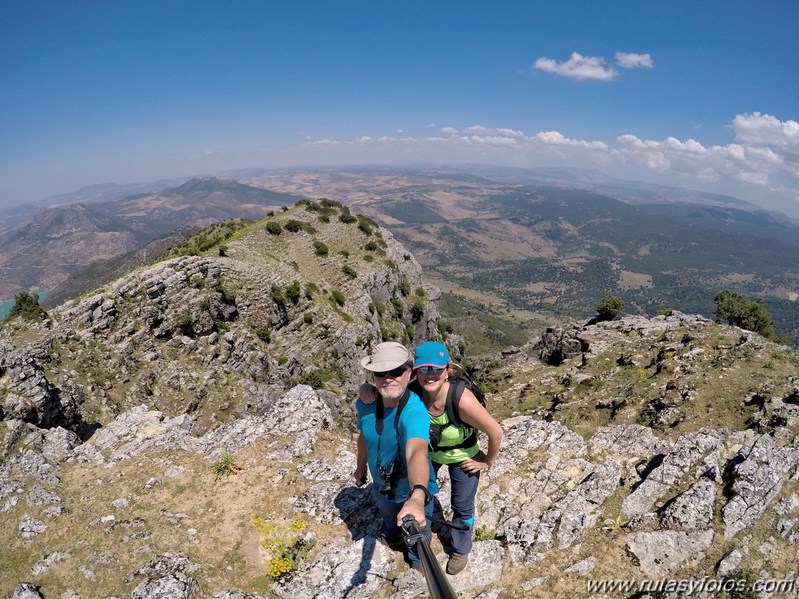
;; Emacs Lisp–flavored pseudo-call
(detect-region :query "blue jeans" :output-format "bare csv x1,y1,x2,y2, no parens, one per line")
434,462,480,555
371,484,433,565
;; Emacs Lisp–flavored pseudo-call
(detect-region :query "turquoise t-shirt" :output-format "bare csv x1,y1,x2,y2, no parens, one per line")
356,391,439,498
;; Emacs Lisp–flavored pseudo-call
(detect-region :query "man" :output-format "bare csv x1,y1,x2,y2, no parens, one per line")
354,341,438,568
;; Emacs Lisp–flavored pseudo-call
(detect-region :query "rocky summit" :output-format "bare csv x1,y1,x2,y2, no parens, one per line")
2,200,799,599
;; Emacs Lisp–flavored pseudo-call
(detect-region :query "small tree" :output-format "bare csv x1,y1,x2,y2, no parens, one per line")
714,290,778,340
597,295,624,321
4,291,48,323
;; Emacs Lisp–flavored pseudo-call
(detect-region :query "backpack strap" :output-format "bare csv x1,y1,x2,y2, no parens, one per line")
438,378,477,451
446,378,467,427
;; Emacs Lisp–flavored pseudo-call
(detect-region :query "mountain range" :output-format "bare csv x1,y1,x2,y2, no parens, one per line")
1,165,798,345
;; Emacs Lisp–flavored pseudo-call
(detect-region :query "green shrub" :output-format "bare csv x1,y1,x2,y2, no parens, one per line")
390,298,404,318
190,275,206,289
266,221,282,235
357,221,372,236
303,312,314,324
286,281,301,304
331,290,346,306
474,524,497,541
271,284,286,308
438,320,454,336
255,325,272,343
399,275,411,297
369,297,385,316
305,282,319,299
408,295,426,323
211,452,241,477
284,220,304,233
364,240,379,252
218,286,237,305
175,313,194,336
342,265,357,279
313,241,329,257
298,371,324,389
339,211,357,224
597,295,624,321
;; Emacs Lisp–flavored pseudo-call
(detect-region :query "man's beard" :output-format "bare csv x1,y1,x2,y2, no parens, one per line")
379,381,407,401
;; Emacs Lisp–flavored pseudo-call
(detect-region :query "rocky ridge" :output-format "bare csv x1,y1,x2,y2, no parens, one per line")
2,206,799,597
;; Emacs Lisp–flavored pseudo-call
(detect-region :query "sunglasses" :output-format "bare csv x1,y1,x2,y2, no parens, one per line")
416,366,446,374
373,366,409,378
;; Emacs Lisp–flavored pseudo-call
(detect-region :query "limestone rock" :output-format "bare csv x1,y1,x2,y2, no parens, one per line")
626,529,714,576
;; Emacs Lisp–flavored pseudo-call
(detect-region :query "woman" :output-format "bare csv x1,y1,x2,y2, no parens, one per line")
360,340,503,575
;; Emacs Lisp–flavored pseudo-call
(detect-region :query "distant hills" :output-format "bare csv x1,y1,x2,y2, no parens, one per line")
2,165,798,344
0,177,299,299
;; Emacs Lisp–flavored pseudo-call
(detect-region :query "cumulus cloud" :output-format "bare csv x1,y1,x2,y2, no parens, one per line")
533,52,618,81
533,51,654,80
615,114,799,189
732,112,799,148
533,130,609,151
615,52,653,69
298,113,799,210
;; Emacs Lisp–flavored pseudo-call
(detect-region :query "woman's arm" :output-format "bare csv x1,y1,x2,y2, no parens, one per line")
457,389,503,472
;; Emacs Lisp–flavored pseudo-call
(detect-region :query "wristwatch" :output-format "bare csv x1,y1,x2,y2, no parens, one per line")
411,484,433,505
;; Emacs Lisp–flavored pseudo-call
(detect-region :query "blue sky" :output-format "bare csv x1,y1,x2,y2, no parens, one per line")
2,1,799,215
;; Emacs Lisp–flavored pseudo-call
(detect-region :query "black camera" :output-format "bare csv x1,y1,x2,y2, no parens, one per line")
378,458,405,499
428,423,443,450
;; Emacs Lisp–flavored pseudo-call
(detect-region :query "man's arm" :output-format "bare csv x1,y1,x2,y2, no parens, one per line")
396,436,430,526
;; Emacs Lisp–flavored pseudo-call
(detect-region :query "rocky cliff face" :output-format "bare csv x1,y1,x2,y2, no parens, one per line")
2,207,799,598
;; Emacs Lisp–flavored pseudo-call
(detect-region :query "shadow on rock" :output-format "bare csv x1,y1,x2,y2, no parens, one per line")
334,485,384,597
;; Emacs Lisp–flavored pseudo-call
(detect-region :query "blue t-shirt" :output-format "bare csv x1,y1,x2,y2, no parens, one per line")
356,391,439,499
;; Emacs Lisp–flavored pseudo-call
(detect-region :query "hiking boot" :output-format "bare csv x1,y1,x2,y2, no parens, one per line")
446,552,468,575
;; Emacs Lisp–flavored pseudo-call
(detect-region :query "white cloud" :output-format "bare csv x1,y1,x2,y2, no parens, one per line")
293,114,799,214
533,130,609,151
732,112,799,148
615,52,653,69
533,52,618,81
463,125,525,138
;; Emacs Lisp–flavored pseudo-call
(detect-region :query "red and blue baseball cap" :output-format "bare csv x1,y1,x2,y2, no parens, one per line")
413,341,450,369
